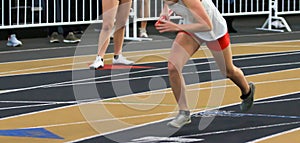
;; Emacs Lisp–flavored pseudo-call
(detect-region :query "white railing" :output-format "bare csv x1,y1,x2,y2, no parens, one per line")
0,0,103,29
277,0,300,14
1,0,299,39
214,0,270,16
128,0,299,41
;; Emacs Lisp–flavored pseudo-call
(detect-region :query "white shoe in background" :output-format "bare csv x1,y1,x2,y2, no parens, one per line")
112,55,134,65
7,34,22,47
139,28,148,38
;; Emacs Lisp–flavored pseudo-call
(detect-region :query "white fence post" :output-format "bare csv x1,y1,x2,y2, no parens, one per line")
257,0,292,32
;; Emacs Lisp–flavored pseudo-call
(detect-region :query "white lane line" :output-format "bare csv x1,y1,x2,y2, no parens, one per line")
230,32,300,38
17,110,185,129
1,76,299,111
0,50,171,77
0,99,96,104
0,103,57,111
0,35,299,55
255,97,300,105
0,90,5,94
0,39,298,78
0,101,176,111
121,76,300,98
46,61,300,88
0,51,299,96
0,39,173,55
38,50,300,87
0,61,88,75
27,50,300,88
179,121,300,138
0,47,170,64
1,40,299,77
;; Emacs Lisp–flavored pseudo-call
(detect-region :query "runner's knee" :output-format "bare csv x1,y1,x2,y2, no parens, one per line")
168,62,180,75
102,23,114,32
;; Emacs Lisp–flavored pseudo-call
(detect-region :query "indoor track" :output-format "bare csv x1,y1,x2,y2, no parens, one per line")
0,17,300,143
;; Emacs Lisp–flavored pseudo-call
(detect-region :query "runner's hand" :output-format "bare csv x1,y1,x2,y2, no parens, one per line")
155,20,180,33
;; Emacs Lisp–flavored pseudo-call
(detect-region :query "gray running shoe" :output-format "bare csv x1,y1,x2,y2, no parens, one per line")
240,82,255,112
50,32,59,43
167,110,191,128
63,32,81,43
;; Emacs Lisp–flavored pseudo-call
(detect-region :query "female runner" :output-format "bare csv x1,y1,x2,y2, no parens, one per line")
156,0,255,128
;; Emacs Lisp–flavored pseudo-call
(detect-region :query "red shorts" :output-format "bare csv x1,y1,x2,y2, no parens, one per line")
179,31,230,51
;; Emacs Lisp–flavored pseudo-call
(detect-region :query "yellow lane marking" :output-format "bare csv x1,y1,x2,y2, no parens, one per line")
255,127,300,143
1,41,300,77
0,49,170,77
0,68,299,142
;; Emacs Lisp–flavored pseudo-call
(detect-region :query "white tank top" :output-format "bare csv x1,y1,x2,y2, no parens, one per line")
168,0,227,41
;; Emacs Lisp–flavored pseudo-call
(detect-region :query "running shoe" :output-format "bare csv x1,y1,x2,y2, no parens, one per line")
7,34,22,47
49,32,60,43
139,28,148,38
240,82,255,112
167,110,191,128
89,56,104,69
112,55,134,65
63,32,81,43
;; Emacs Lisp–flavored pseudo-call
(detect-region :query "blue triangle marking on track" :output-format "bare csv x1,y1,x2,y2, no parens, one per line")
0,128,64,139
